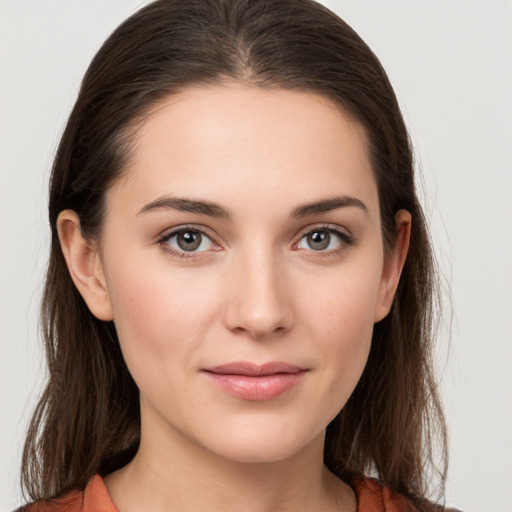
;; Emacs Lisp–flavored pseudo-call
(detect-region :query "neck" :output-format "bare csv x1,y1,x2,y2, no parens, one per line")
104,416,355,512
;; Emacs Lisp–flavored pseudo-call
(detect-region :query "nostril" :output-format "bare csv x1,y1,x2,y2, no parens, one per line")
225,308,293,339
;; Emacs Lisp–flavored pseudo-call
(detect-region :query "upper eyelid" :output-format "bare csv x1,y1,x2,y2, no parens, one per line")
295,223,352,239
159,224,217,241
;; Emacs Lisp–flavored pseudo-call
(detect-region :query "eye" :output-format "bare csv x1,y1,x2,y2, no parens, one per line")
296,227,352,252
161,228,215,253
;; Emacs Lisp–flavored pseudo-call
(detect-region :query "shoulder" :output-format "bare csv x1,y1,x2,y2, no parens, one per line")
13,489,83,512
352,476,417,512
351,476,462,512
14,475,117,512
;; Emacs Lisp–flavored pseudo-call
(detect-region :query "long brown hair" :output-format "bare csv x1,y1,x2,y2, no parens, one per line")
22,0,447,507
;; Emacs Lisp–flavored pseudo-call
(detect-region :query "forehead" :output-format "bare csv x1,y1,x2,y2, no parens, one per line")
110,83,378,218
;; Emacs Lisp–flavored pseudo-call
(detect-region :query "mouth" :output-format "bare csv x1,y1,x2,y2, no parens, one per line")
202,361,308,401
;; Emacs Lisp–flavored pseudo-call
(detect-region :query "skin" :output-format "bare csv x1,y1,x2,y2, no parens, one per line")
58,83,410,512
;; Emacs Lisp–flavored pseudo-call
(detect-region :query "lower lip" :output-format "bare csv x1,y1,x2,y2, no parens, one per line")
203,371,307,400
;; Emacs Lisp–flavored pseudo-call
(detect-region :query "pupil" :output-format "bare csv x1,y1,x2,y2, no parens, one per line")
308,231,330,250
177,232,201,251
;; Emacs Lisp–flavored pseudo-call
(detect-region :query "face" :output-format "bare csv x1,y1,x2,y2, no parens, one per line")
71,84,404,464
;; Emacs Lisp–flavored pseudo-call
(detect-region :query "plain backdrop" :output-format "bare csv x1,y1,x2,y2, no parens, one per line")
1,1,511,510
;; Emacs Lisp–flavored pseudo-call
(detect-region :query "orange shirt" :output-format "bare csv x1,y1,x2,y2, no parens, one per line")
20,474,419,511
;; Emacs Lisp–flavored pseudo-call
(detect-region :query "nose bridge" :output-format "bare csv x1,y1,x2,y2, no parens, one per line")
223,242,292,338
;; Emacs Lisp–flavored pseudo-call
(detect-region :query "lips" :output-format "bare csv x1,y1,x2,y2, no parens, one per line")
202,362,307,401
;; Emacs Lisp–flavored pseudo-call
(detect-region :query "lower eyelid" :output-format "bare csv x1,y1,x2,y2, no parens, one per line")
158,240,219,261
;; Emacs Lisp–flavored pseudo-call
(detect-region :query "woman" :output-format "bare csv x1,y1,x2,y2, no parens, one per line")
18,0,450,510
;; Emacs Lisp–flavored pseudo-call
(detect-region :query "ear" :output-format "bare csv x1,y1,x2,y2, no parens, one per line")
57,210,113,321
374,209,411,322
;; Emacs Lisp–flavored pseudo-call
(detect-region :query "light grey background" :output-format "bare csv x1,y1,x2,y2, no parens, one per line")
1,1,511,510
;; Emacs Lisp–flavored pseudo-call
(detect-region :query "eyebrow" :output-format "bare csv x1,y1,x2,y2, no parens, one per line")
291,196,368,218
137,194,367,219
138,196,231,218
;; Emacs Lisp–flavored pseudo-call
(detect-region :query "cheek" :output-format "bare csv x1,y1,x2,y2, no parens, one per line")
103,251,222,382
301,256,381,339
297,260,381,404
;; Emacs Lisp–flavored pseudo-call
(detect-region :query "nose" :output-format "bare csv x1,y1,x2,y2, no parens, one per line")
222,247,294,339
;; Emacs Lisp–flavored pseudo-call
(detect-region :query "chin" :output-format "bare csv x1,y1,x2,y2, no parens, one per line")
196,414,326,465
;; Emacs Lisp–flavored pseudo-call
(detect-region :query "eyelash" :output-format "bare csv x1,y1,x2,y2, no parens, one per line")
157,224,355,260
294,224,355,258
158,225,219,260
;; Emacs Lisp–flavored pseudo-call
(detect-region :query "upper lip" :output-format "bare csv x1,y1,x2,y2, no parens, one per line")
204,361,305,376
